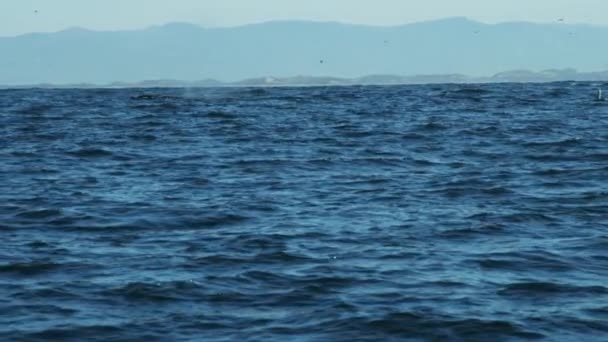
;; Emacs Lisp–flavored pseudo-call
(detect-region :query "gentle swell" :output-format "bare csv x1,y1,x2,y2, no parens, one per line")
1,83,607,341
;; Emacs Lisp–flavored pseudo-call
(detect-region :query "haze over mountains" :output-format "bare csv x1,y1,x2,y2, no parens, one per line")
1,17,608,86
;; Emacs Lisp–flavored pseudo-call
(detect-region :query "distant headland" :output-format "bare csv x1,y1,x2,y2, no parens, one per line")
2,69,608,89
2,18,608,86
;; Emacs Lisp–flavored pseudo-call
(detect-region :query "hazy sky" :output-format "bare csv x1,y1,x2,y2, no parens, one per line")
1,0,607,37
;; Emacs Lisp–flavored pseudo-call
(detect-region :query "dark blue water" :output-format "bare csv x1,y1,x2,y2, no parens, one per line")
1,83,607,341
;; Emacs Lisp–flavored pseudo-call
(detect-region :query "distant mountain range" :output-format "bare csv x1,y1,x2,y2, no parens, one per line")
2,18,608,86
3,69,608,89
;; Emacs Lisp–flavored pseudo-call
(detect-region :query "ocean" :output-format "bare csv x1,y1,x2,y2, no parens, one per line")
1,83,607,341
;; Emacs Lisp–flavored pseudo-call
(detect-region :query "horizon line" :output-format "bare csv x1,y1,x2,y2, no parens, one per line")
2,68,607,89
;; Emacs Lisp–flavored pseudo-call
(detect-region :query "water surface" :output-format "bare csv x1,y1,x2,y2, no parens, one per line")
1,83,607,341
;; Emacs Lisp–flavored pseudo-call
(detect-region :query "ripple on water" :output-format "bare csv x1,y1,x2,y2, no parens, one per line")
1,83,607,340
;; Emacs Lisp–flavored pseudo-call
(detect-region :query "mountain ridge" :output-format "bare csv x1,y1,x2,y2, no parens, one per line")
1,18,607,85
3,68,608,89
7,17,608,38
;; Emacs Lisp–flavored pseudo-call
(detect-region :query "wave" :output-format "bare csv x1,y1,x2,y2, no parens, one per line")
2,83,607,340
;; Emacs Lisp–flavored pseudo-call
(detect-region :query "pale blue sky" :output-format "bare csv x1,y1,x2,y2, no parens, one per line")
1,0,606,37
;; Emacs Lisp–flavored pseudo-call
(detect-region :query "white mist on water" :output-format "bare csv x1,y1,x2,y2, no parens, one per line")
182,87,226,100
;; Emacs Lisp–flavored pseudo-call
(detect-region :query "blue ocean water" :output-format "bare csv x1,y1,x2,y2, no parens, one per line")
1,83,607,341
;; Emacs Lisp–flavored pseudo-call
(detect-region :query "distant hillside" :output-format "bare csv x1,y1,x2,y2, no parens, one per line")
4,69,608,89
1,18,608,85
